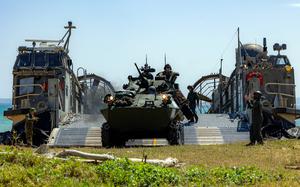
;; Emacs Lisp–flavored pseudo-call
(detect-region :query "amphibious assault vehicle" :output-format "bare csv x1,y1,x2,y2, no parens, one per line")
101,62,191,147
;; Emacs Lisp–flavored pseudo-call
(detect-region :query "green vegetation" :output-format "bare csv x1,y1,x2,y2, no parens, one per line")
97,160,286,186
0,140,300,186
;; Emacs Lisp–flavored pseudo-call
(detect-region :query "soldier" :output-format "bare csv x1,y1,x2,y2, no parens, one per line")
25,108,38,146
142,71,153,80
246,91,264,146
156,64,179,84
141,63,154,80
187,85,199,123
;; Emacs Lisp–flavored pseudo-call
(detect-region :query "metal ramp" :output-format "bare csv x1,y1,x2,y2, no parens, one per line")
185,126,249,145
189,114,249,144
130,114,249,146
48,127,102,147
127,126,249,146
48,114,103,147
48,113,249,147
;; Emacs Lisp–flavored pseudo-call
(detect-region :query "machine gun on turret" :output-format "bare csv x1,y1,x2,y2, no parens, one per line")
134,63,150,89
140,63,155,80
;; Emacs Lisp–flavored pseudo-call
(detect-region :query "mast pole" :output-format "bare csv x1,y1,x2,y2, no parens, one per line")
219,58,223,113
236,28,240,112
63,21,76,53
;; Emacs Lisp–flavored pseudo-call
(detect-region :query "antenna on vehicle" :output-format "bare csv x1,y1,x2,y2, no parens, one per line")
164,53,167,66
263,38,267,52
145,54,148,65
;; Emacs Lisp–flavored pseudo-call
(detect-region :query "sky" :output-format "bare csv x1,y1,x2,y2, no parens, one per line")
0,0,300,98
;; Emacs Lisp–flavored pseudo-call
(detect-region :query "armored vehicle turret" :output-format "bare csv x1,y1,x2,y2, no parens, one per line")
100,62,188,147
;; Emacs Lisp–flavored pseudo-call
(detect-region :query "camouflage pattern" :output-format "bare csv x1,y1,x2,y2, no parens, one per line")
100,62,188,147
25,112,38,146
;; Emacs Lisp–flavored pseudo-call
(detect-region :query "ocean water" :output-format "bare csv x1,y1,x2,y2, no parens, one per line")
0,103,12,132
0,103,299,132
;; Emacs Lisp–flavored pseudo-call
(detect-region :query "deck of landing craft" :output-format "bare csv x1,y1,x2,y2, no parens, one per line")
48,114,249,147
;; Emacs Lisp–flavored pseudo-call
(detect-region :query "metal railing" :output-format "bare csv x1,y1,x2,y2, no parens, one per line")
264,83,295,98
197,80,220,113
13,84,44,108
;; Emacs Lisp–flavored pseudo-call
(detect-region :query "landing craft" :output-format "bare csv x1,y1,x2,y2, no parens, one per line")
1,22,114,145
194,29,300,138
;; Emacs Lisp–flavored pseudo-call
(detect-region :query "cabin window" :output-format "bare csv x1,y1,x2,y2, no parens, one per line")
49,54,61,67
241,49,259,58
18,54,31,67
19,77,34,95
270,56,290,66
34,53,46,67
276,58,286,65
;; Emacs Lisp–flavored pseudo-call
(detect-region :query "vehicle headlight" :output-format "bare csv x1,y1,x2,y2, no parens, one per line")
108,96,114,101
162,94,168,100
285,65,292,73
161,94,171,104
104,94,114,104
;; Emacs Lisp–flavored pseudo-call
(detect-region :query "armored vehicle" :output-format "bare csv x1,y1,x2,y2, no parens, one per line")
101,62,188,147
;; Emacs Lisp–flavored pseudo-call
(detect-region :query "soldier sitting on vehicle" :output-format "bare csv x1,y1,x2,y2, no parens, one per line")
25,108,39,146
155,64,179,84
141,63,155,80
142,71,153,80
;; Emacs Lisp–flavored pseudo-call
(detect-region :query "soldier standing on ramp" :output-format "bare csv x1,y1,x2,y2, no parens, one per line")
25,108,38,146
187,85,199,123
246,91,264,146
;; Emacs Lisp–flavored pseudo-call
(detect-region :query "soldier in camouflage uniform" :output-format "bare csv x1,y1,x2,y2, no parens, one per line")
187,85,199,123
25,108,38,146
156,64,178,84
246,91,264,146
156,64,194,122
